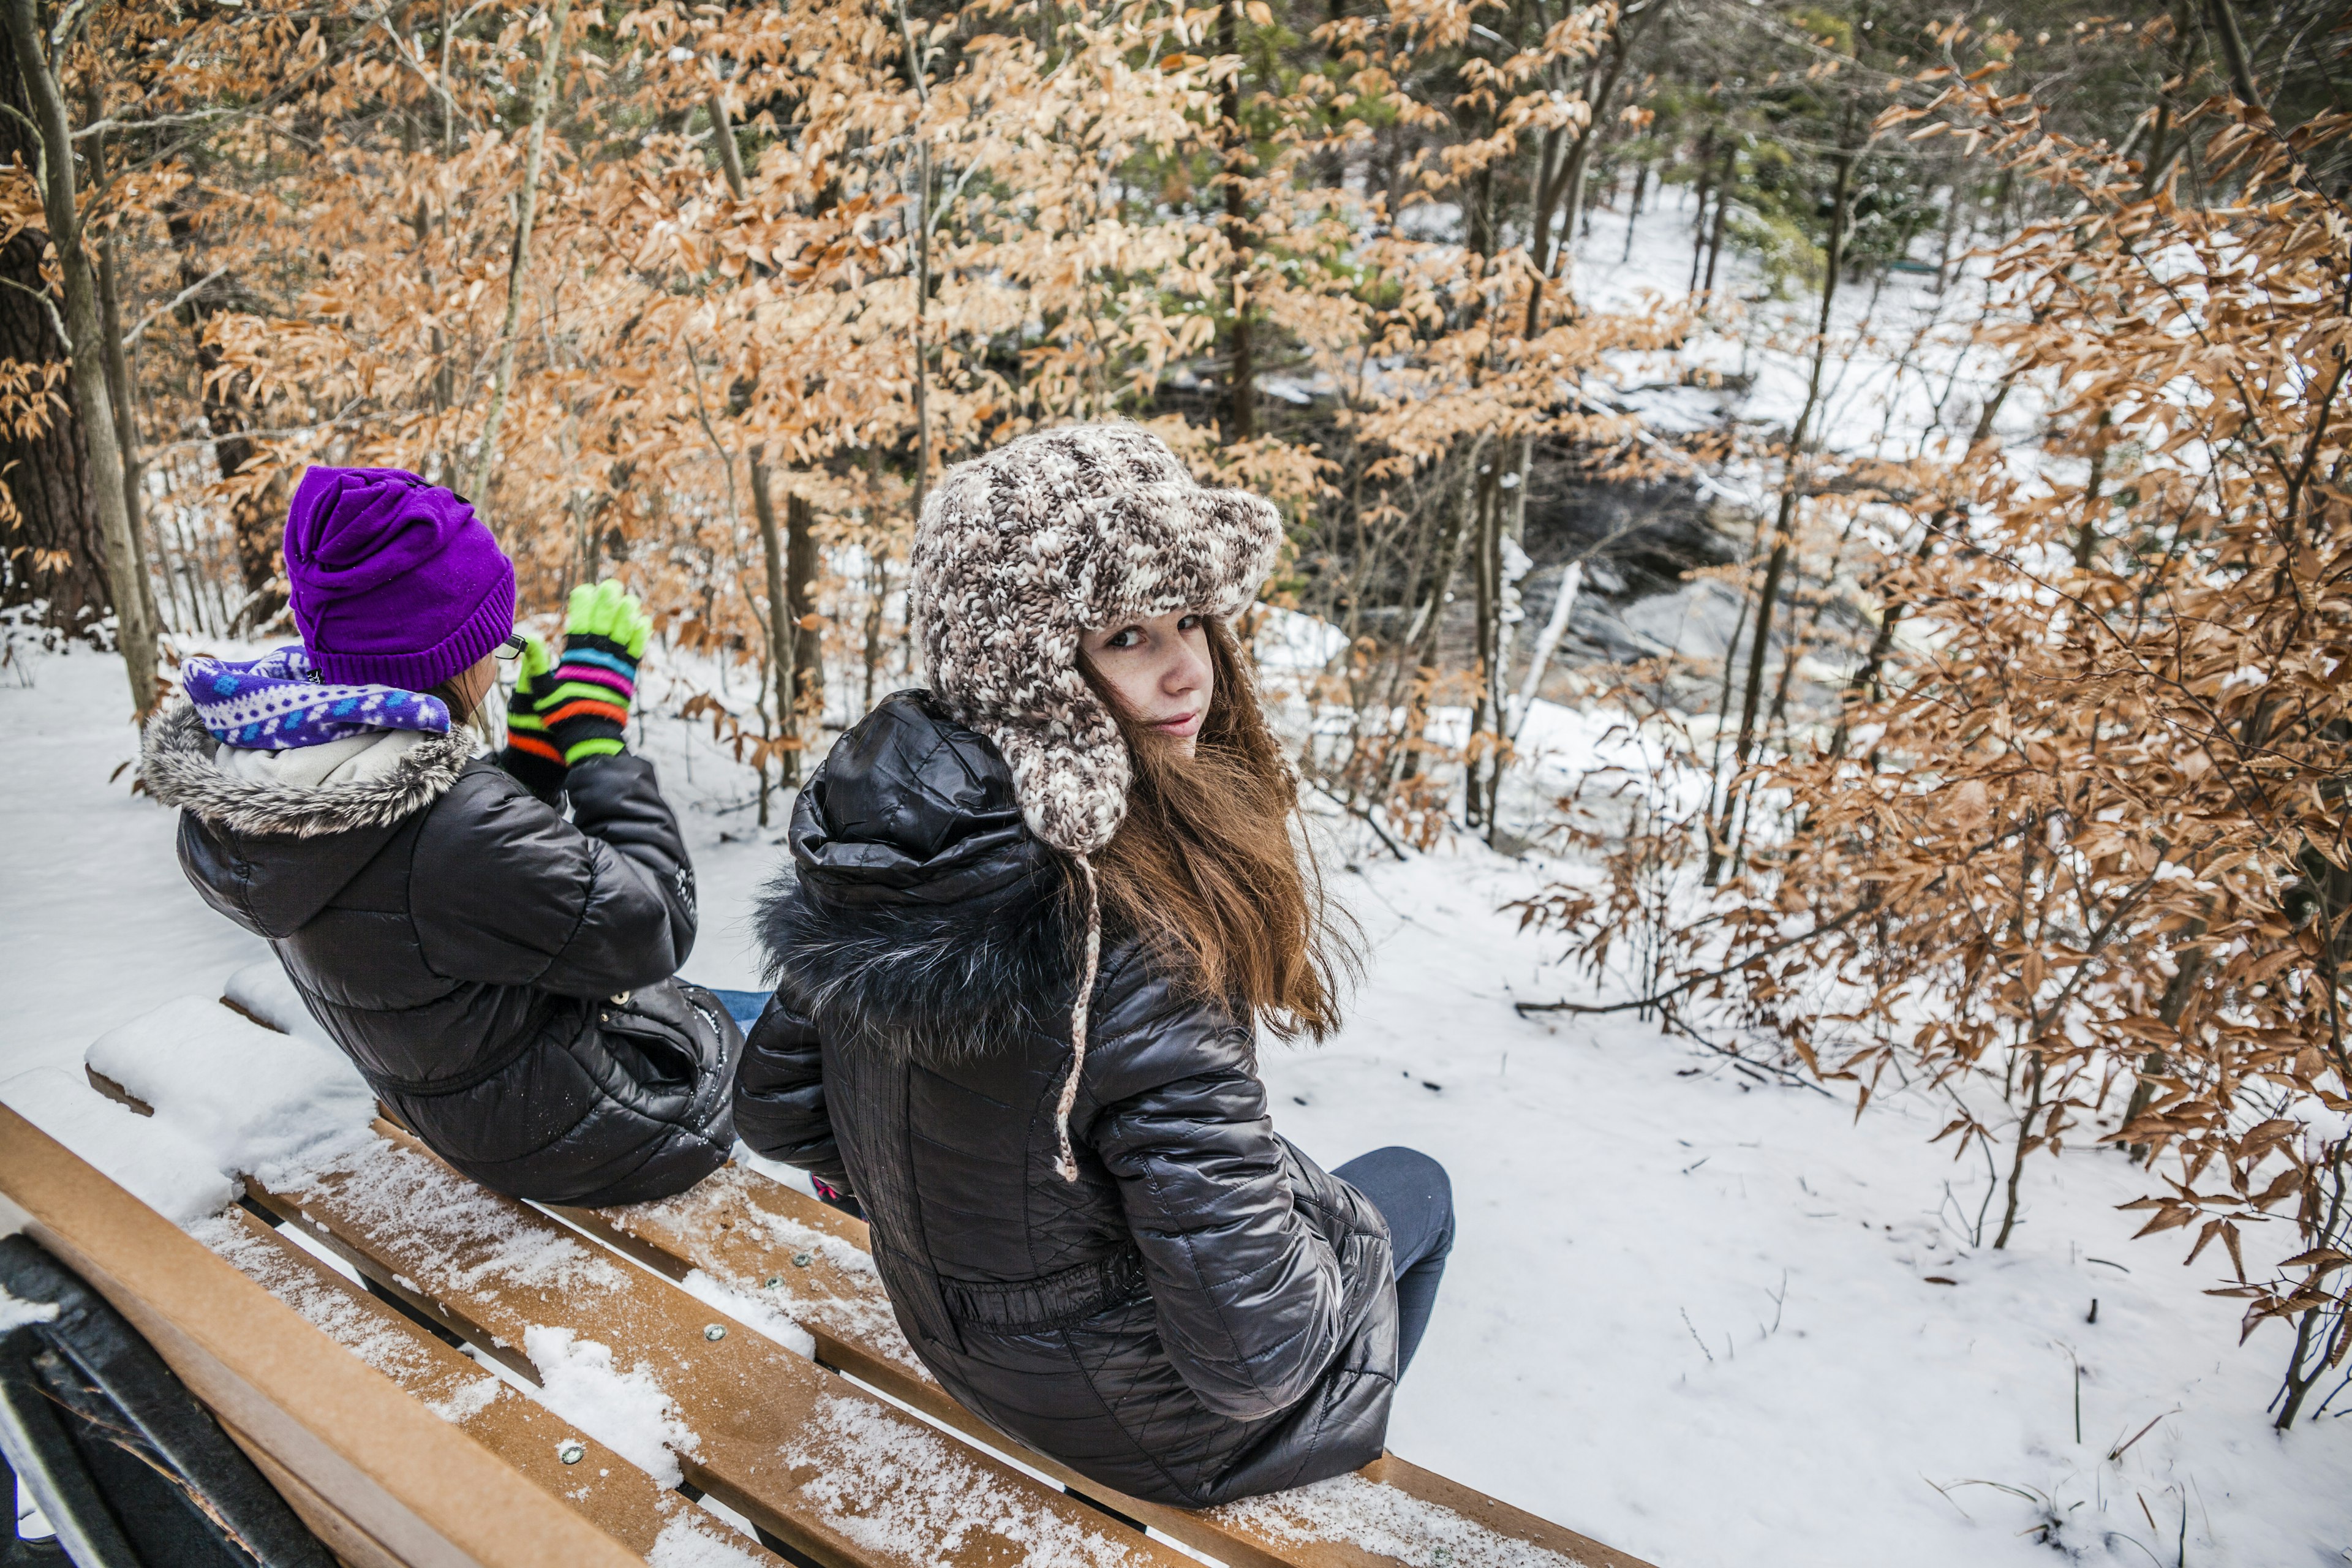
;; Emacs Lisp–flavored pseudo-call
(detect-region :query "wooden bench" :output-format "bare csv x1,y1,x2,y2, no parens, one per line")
192,1203,772,1565
22,993,1658,1568
0,1104,644,1568
551,1160,1646,1568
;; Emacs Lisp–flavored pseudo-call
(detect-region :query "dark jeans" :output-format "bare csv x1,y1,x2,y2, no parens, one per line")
1332,1146,1453,1378
709,987,769,1031
703,986,864,1218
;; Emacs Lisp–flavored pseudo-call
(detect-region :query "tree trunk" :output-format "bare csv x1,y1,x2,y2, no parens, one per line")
86,98,164,641
5,0,157,714
750,454,792,801
1706,135,1855,883
785,489,822,776
473,0,571,500
2204,0,2264,111
707,86,748,198
1932,162,1961,293
1992,1049,2045,1250
1394,438,1487,787
1510,560,1581,738
1702,140,1733,293
1687,127,1716,292
1218,0,1254,442
1827,367,2016,758
167,205,284,635
1523,0,1661,339
95,233,162,636
0,17,107,635
1468,468,1502,832
911,141,933,521
1621,162,1647,263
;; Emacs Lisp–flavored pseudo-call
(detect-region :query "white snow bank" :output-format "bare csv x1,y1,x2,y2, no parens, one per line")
1254,604,1351,673
83,995,374,1189
222,960,337,1051
0,1066,234,1223
782,1392,1142,1567
521,1325,699,1489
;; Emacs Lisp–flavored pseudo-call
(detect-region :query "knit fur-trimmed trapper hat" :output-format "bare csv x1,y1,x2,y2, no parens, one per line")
910,423,1282,1178
911,423,1283,857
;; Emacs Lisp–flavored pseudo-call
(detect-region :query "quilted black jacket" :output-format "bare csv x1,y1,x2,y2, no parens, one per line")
144,701,737,1206
737,692,1397,1506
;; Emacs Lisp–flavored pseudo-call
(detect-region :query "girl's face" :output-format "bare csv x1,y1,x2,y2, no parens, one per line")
1080,611,1215,756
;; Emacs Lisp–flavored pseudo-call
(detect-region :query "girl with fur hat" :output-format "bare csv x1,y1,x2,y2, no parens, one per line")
144,467,739,1207
735,425,1453,1506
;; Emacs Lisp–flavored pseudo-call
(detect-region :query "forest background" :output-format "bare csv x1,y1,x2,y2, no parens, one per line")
2,0,2349,1443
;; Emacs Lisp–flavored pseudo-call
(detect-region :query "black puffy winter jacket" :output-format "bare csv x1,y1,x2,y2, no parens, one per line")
737,692,1397,1506
143,701,737,1206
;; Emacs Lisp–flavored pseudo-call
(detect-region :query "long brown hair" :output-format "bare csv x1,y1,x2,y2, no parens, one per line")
1080,617,1356,1040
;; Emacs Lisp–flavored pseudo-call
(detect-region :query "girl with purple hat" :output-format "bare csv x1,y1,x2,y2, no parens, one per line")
142,467,740,1207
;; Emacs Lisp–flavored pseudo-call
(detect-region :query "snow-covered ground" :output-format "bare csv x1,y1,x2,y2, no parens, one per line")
7,641,2347,1567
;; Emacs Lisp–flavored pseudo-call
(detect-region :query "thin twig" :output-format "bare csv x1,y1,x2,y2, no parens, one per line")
118,264,228,350
70,106,243,140
1657,998,1836,1097
1516,899,1872,1016
0,274,69,352
1302,772,1409,862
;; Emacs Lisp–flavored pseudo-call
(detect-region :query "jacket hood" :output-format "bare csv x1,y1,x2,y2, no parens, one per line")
146,699,476,938
143,699,475,839
758,692,1077,1059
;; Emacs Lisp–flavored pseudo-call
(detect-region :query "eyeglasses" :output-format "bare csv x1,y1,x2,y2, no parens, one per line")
492,634,528,663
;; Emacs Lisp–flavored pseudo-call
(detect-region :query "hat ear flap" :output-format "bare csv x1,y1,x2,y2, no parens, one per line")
990,690,1131,858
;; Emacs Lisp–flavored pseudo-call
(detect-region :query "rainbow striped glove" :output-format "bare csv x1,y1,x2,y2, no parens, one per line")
544,581,650,770
497,631,568,801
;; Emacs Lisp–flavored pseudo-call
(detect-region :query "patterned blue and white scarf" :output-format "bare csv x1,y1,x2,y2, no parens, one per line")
180,646,451,750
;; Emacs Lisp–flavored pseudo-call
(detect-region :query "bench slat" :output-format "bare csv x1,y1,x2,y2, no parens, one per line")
571,1164,1655,1568
247,1126,1196,1568
0,1104,644,1568
198,1207,783,1565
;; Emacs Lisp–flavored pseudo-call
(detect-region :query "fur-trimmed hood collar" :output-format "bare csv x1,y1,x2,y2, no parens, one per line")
758,692,1088,1061
142,698,475,839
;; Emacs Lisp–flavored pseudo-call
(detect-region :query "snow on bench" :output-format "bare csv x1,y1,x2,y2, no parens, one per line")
244,1121,1187,1568
190,1205,775,1566
567,1163,1651,1568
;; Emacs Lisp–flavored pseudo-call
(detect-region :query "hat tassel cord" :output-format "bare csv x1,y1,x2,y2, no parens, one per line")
1054,854,1102,1183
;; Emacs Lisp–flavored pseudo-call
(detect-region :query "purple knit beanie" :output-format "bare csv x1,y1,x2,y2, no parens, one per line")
284,467,516,692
